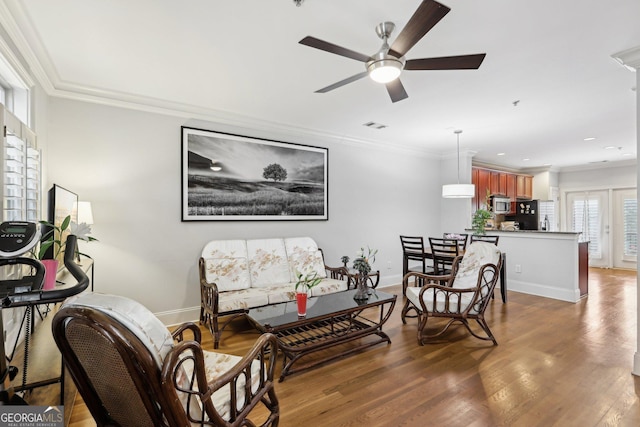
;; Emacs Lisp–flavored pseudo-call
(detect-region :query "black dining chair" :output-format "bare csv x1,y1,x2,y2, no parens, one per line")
428,237,460,275
443,233,469,252
400,236,437,296
470,235,499,245
400,236,433,276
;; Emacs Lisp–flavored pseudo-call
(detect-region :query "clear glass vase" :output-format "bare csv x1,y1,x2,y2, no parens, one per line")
353,272,369,301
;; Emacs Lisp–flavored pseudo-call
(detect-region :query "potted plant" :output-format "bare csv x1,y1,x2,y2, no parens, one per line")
352,246,377,301
340,255,350,268
37,215,97,289
294,271,322,317
472,189,494,236
472,208,493,235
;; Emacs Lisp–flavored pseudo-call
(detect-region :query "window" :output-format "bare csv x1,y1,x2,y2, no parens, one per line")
571,197,601,258
0,49,32,125
623,197,637,257
539,201,556,232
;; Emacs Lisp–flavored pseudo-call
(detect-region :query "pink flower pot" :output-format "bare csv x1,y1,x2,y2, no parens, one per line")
41,259,59,290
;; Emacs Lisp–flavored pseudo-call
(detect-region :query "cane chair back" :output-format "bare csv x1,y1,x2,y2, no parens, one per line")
52,293,279,427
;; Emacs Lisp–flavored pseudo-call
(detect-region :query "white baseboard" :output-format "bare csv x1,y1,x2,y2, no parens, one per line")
155,306,200,327
507,279,581,303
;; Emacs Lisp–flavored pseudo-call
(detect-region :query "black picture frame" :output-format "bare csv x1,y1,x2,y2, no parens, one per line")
44,184,78,268
181,127,328,221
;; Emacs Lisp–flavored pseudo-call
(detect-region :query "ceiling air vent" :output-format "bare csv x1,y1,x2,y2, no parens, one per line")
363,121,387,130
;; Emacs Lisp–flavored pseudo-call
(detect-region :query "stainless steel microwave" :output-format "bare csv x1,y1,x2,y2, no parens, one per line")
491,197,511,214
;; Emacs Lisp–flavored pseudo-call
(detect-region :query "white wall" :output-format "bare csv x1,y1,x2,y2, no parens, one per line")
559,162,636,191
45,98,442,323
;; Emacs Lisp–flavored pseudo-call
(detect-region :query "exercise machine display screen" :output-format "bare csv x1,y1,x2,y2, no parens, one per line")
0,221,40,258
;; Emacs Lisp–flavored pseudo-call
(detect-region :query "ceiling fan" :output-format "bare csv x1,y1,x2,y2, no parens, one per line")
299,0,486,103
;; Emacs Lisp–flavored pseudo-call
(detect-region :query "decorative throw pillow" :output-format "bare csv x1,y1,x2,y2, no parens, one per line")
201,240,251,291
284,237,327,279
247,239,291,288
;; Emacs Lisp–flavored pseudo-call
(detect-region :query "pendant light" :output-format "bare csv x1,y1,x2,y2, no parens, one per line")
442,130,475,198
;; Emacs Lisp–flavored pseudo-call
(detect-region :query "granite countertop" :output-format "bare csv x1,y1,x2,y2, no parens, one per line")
466,229,581,235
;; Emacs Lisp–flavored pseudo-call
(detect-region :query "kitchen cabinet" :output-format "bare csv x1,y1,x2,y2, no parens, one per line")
506,174,517,200
472,166,533,212
490,172,507,196
516,175,533,199
473,167,491,210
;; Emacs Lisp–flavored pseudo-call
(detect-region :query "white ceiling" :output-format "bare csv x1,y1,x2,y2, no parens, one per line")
2,0,639,170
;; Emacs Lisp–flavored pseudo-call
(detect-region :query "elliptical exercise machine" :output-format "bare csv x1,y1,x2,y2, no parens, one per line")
0,221,89,405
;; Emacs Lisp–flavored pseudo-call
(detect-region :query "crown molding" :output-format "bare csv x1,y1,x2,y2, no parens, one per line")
612,46,640,71
52,79,438,158
0,0,54,91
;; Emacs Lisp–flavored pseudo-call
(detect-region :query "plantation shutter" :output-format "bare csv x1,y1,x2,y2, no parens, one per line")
623,197,637,257
571,196,601,258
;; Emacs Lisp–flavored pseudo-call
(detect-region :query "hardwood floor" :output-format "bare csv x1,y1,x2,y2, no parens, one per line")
69,268,640,426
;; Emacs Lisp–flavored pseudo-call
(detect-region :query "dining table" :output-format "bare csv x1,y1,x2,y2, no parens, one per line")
402,247,507,303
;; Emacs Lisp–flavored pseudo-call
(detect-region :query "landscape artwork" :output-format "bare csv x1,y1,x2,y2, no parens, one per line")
181,127,328,221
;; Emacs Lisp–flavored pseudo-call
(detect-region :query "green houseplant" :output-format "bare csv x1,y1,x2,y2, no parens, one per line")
36,215,97,290
472,208,493,235
37,215,97,260
472,189,493,235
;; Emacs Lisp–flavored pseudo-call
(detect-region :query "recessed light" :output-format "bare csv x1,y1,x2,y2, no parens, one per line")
497,153,506,156
604,146,616,150
584,137,596,141
522,158,530,161
623,153,633,156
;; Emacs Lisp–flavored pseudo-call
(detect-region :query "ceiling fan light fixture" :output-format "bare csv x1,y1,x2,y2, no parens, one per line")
367,57,403,83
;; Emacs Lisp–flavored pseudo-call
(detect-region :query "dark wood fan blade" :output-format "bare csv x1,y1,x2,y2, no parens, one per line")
299,36,370,62
386,79,408,103
405,53,486,70
315,71,369,93
389,0,450,58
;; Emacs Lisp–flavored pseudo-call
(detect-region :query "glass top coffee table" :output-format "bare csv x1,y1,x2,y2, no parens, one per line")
247,289,396,381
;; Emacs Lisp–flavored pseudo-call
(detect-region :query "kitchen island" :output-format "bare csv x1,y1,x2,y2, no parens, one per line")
478,230,587,303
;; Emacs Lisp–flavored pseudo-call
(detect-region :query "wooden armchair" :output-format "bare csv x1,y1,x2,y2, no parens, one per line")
52,293,279,427
401,242,503,345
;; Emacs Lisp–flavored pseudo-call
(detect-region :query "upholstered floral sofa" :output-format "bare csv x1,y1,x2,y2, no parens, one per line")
198,237,348,348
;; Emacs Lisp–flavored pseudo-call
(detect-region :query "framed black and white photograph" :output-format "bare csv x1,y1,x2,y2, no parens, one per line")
181,127,328,221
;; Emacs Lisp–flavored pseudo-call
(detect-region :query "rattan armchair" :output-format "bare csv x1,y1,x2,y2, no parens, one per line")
401,242,503,345
52,293,279,427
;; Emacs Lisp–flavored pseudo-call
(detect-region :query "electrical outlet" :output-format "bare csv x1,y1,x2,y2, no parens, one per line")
387,261,392,270
515,264,522,273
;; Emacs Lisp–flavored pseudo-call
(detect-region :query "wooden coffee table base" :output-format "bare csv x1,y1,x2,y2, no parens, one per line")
247,290,396,381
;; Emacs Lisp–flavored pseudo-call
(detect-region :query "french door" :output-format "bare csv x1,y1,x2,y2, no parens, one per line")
566,189,637,269
612,189,637,269
566,190,609,268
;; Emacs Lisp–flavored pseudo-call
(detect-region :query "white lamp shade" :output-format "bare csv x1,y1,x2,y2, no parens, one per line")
442,183,475,198
368,58,403,83
76,201,94,224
